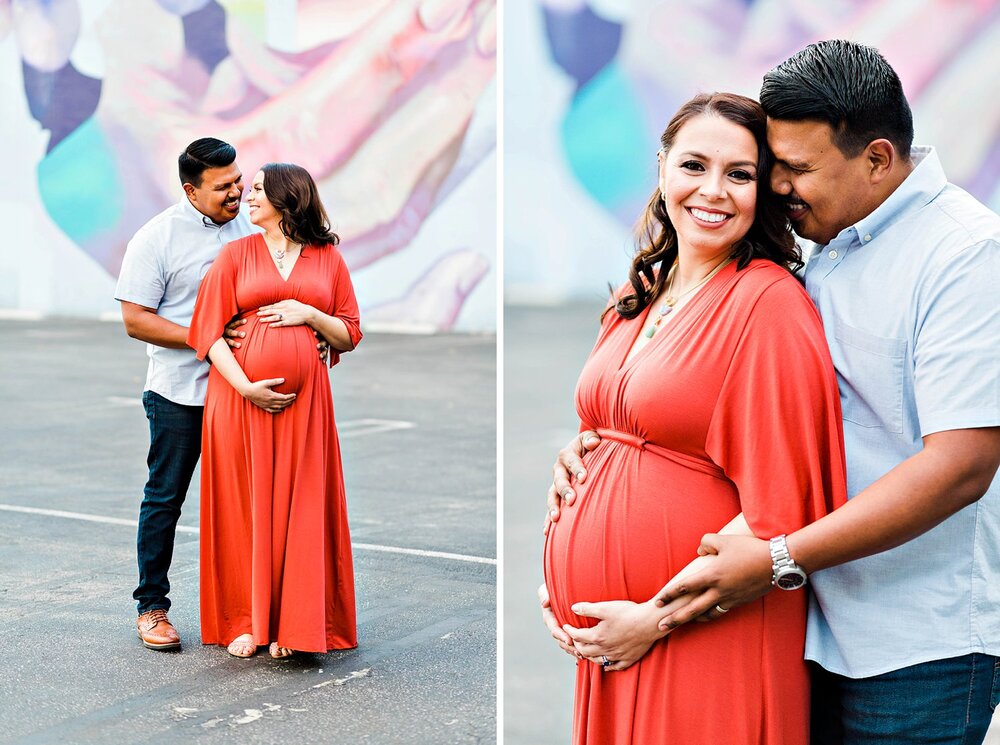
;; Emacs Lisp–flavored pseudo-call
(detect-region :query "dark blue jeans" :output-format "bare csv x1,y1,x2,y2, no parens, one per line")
811,655,1000,745
133,390,203,614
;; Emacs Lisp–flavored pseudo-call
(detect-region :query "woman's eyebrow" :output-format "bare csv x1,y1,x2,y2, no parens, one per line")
676,151,756,169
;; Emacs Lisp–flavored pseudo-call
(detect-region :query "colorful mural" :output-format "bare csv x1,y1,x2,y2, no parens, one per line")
0,0,497,331
505,0,1000,301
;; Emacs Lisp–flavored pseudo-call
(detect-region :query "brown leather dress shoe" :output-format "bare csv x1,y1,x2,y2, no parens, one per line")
136,609,181,650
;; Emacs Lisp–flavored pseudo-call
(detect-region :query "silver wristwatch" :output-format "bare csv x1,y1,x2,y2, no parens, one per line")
769,534,807,590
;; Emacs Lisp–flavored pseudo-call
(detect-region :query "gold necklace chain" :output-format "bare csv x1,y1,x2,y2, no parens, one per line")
644,255,733,339
664,255,732,306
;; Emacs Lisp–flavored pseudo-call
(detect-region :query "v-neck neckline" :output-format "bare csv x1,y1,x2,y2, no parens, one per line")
618,261,733,371
258,233,302,283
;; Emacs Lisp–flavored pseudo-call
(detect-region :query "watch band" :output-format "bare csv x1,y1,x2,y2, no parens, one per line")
769,534,807,590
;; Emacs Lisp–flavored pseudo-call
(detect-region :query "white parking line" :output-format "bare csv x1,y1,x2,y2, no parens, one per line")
0,504,496,565
338,418,417,437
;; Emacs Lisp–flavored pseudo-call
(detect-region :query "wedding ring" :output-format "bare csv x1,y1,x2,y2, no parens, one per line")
600,655,611,667
714,604,729,614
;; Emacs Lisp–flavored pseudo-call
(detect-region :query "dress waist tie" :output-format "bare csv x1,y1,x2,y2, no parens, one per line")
594,427,727,480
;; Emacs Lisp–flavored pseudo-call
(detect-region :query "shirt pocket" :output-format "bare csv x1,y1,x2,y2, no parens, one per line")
833,320,906,434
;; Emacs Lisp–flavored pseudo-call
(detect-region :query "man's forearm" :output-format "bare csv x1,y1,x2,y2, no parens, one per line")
788,428,1000,574
120,302,190,349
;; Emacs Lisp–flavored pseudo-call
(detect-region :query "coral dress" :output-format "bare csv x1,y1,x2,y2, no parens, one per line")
543,260,847,744
188,234,362,652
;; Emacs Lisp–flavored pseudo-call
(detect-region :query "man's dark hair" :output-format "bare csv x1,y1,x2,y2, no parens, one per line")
178,137,236,187
760,40,913,159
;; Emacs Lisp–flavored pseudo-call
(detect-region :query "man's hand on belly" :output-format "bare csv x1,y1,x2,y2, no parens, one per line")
654,535,773,631
544,430,602,534
224,317,247,349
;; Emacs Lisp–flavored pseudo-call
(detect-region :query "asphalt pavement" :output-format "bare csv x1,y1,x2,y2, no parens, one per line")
0,319,496,745
502,302,1000,745
503,301,601,745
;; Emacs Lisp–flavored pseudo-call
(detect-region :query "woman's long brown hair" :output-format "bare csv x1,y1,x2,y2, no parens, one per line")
261,163,340,248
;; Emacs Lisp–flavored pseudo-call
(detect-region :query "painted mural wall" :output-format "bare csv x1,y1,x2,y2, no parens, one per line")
505,0,1000,302
0,0,497,332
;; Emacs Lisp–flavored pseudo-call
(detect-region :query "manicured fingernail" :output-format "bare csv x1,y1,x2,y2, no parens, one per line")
565,489,574,500
570,605,581,614
576,471,585,479
235,342,241,348
550,509,558,519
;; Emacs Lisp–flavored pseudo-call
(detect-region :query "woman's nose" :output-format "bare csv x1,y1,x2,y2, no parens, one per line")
699,172,726,200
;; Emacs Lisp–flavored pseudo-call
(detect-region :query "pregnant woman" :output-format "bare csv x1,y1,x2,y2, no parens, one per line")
188,163,362,659
542,93,848,743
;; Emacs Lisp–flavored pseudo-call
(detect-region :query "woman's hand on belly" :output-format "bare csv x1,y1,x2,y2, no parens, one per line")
259,299,356,353
241,377,297,414
563,599,670,672
258,299,318,328
538,583,581,660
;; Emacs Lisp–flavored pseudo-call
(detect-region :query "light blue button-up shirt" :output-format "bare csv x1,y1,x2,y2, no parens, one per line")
801,147,1000,678
115,199,256,406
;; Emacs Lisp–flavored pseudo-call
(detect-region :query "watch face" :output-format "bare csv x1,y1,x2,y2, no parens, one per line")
775,570,806,590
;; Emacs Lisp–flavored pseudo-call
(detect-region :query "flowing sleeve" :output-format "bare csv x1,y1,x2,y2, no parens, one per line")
327,248,363,368
187,240,240,361
705,275,847,538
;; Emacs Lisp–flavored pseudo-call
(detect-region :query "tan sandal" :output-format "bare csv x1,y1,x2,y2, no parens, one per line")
227,634,257,658
268,642,295,659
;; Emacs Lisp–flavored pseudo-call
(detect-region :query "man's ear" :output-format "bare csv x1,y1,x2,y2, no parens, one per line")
866,139,896,185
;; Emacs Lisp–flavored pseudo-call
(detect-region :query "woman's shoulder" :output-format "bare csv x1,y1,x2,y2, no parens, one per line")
305,243,349,279
729,260,824,340
214,234,260,265
731,258,808,300
222,233,259,253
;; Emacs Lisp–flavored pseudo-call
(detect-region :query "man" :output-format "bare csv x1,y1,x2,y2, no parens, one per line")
115,138,295,650
545,41,1000,743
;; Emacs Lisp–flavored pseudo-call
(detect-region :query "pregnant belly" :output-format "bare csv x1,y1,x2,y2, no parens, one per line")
237,321,319,395
542,443,739,626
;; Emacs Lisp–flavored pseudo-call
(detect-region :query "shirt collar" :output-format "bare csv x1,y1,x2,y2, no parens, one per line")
851,146,947,245
179,197,227,230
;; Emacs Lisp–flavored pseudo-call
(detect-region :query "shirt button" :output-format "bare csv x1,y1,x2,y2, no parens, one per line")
863,234,872,241
828,250,838,259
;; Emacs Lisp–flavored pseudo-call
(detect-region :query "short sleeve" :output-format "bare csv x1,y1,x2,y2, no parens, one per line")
187,242,240,361
327,249,362,368
705,277,848,538
914,239,1000,435
115,231,165,309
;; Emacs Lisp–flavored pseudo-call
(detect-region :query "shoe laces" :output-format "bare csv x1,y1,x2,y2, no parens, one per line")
142,608,169,625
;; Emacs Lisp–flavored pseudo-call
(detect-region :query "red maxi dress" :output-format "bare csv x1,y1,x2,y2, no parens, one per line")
543,260,847,744
188,234,362,653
